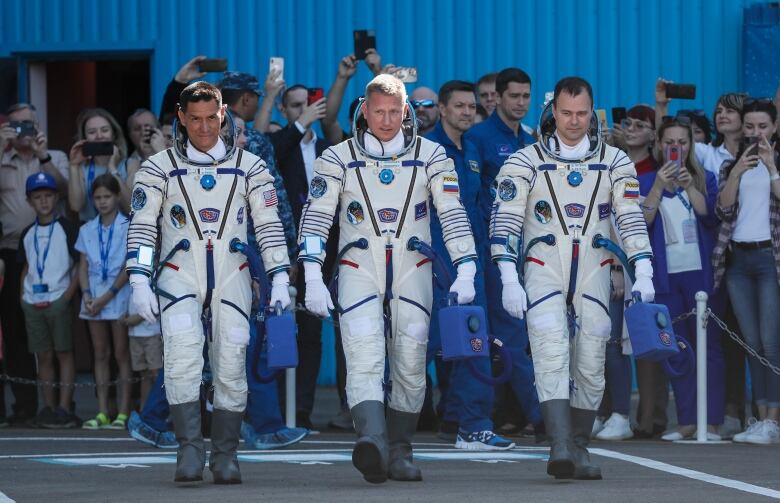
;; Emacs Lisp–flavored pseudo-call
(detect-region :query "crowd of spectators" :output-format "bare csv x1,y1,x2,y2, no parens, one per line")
0,50,778,447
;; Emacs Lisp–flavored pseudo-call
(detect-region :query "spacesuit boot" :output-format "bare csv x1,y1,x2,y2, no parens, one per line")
209,409,243,484
387,408,422,481
170,401,205,483
541,399,575,479
571,407,602,480
351,400,389,484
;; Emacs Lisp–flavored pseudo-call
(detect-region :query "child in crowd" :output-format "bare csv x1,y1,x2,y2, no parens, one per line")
19,172,80,428
77,174,132,430
121,308,162,407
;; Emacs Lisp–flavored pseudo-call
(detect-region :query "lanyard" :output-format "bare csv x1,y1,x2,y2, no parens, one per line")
98,216,116,282
33,219,54,282
87,160,96,201
675,188,692,214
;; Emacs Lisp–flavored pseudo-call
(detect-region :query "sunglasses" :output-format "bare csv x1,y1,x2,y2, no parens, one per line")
661,115,692,127
677,109,707,118
744,97,774,107
411,99,436,109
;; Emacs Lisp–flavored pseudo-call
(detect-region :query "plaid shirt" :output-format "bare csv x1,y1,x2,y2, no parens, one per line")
712,159,780,288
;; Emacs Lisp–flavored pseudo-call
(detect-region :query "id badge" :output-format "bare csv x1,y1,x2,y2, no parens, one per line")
32,283,49,294
682,219,698,244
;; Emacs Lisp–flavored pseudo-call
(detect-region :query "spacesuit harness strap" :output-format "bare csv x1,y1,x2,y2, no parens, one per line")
167,149,203,241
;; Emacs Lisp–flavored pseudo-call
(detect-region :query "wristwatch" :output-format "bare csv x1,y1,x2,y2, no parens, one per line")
38,153,52,164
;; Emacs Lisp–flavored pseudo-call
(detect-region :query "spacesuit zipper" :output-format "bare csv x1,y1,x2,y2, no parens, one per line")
203,238,215,341
566,228,580,307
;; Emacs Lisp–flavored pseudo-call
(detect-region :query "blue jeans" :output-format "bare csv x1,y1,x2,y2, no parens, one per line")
140,370,169,432
725,246,780,408
603,298,632,416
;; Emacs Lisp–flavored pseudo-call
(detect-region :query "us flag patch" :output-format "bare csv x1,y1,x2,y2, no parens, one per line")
263,189,278,207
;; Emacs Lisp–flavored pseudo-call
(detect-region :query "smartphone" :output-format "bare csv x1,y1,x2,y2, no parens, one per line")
269,57,284,82
665,83,696,100
9,121,36,138
666,144,683,175
198,58,228,73
307,87,324,106
82,141,114,157
353,30,376,60
611,107,627,127
595,109,608,132
389,66,418,83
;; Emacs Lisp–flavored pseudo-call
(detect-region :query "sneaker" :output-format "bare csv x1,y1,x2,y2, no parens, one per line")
242,422,309,450
719,416,742,440
328,409,354,431
744,420,780,445
41,407,80,429
82,412,110,430
29,407,58,428
128,411,161,447
437,420,458,442
155,430,179,449
733,417,763,443
596,413,633,441
0,416,8,428
591,416,605,438
455,430,516,451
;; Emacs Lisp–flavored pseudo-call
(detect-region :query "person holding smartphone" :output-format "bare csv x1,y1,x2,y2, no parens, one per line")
713,98,780,445
639,115,725,441
67,108,130,222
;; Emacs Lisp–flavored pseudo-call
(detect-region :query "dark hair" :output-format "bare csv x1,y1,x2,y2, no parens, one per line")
161,112,175,126
496,68,531,96
438,80,475,106
712,93,746,147
677,110,712,144
723,98,778,178
281,84,307,106
179,82,222,112
553,77,593,106
475,103,489,120
476,73,497,88
90,173,122,197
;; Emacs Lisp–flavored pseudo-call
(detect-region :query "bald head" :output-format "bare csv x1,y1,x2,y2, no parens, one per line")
410,87,439,134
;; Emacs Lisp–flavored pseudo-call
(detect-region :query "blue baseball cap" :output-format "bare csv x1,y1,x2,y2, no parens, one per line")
218,71,263,95
26,172,57,194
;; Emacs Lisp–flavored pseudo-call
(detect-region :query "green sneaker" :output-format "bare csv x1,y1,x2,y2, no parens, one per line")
82,412,110,430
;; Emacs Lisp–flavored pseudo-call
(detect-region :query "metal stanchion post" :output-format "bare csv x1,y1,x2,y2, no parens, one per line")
695,291,708,442
286,368,296,428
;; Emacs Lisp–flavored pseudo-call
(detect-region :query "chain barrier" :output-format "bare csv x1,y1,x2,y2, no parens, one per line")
705,308,780,376
0,374,143,389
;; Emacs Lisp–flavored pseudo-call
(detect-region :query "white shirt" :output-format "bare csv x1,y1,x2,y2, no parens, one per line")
551,132,590,161
294,122,318,183
660,192,702,274
186,138,226,163
364,129,405,157
20,218,74,305
733,161,772,242
695,142,733,179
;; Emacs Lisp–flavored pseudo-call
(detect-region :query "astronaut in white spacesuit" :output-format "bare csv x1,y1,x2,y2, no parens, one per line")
489,77,654,480
299,74,477,484
127,82,290,485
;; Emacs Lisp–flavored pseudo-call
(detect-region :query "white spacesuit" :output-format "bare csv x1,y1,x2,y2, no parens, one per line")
299,82,477,483
126,112,290,484
490,94,654,480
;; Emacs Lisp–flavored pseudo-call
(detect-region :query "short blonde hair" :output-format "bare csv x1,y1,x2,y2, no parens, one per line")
365,74,407,104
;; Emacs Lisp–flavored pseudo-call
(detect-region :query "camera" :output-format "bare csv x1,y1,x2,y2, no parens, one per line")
9,121,36,138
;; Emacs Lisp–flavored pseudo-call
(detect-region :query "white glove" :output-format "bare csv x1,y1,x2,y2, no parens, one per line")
303,261,334,317
631,258,655,303
270,271,291,310
449,261,476,304
497,261,527,319
129,275,159,323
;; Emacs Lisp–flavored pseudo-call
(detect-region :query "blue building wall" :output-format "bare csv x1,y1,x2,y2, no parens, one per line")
0,0,760,128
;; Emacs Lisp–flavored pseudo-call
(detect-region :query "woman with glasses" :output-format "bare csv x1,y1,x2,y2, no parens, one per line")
713,98,780,445
639,116,724,440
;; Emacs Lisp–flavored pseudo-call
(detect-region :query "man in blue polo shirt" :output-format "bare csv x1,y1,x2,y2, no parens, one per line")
426,80,514,450
464,68,543,436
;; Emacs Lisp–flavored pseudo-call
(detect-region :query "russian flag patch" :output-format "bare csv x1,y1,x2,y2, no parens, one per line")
623,182,640,199
443,176,459,193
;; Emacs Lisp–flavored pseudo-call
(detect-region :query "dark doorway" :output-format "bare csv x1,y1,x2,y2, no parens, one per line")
45,58,150,152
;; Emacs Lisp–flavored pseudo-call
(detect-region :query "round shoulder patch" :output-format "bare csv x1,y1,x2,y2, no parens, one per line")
310,176,328,198
498,179,517,201
131,187,147,210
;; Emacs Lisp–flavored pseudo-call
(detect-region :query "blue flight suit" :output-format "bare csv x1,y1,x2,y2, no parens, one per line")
425,122,493,433
463,111,542,425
